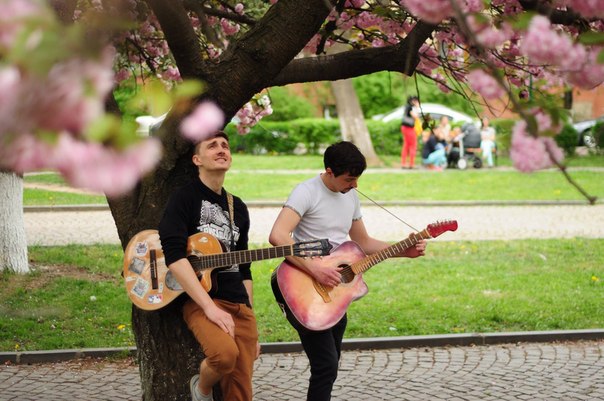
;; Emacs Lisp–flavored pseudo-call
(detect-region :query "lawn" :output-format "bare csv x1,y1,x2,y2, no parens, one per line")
1,239,603,351
23,154,604,205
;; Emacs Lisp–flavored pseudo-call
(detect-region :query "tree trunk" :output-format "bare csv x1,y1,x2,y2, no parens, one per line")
0,171,29,274
331,79,382,166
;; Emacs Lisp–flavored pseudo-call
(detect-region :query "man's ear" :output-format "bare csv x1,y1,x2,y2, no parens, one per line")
192,153,202,167
325,167,334,177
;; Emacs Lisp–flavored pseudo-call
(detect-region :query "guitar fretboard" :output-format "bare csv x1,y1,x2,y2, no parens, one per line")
351,229,431,275
190,245,295,272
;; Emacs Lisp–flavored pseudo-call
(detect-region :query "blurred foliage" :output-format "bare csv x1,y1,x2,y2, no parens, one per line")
226,118,402,155
490,118,516,154
594,121,604,150
556,124,580,156
353,72,481,118
264,86,316,121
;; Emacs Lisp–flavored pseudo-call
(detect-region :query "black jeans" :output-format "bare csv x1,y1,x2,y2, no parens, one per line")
297,314,348,401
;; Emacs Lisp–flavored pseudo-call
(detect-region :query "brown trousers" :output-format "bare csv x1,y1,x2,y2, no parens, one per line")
183,299,258,401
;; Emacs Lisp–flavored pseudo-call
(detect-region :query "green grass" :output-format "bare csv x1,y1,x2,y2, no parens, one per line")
23,189,107,206
225,170,604,202
2,239,603,351
23,154,604,205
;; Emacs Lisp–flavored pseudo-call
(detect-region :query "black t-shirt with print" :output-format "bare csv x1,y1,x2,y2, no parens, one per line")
158,178,252,306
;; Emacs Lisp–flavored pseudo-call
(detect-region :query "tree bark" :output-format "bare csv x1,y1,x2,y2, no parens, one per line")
0,171,29,274
331,79,382,166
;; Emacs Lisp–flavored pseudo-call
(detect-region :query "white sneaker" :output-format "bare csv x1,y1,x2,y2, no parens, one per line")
190,374,213,401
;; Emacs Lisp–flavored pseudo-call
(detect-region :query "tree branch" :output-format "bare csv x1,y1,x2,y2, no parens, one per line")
204,0,338,117
144,0,206,79
270,21,436,86
518,0,588,26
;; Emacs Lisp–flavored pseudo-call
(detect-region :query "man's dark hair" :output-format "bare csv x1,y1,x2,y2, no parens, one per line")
323,141,367,177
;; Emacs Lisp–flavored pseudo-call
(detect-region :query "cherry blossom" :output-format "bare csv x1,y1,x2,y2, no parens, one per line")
180,101,226,142
467,69,505,100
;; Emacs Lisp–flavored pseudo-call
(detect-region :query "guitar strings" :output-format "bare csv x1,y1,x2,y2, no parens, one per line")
354,188,420,232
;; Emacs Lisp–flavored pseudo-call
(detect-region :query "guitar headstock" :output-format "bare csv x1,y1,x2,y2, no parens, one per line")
427,220,458,238
293,239,332,258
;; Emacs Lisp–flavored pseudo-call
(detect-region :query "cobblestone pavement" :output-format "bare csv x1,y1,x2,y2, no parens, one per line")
2,341,603,400
23,204,604,246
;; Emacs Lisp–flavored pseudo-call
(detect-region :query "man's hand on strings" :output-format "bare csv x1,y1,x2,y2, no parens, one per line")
403,239,427,258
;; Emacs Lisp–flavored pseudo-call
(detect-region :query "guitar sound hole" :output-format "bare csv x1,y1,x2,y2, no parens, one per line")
339,265,355,284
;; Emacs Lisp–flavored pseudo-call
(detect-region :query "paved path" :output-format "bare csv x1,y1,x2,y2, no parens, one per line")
2,341,603,400
23,204,604,246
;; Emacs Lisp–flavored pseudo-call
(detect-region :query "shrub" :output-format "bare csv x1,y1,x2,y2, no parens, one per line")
491,118,516,154
593,121,604,150
264,87,316,121
555,124,579,156
226,118,403,155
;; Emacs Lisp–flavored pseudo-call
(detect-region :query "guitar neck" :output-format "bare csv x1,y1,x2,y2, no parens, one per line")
190,244,296,272
351,229,431,275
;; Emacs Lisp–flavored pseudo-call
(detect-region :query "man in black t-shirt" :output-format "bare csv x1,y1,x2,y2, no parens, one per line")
159,131,259,401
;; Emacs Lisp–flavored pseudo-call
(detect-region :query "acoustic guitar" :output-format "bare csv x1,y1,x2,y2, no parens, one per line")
124,229,331,311
271,220,458,331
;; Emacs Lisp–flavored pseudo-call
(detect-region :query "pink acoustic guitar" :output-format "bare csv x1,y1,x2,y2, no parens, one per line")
271,220,458,331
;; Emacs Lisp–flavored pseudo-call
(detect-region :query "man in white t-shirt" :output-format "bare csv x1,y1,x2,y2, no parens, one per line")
268,141,427,401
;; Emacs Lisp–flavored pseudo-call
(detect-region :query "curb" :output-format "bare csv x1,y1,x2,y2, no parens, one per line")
22,199,602,213
3,329,604,365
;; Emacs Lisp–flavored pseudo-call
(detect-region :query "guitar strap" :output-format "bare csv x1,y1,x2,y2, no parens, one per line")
226,191,236,252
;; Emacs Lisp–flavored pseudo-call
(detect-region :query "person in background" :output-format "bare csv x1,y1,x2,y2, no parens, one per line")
480,117,496,168
158,131,260,401
438,115,451,140
421,127,447,171
400,96,420,169
269,141,427,401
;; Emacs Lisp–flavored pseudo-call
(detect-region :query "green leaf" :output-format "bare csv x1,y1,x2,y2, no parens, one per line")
598,49,604,64
578,31,604,46
509,11,537,30
174,79,205,100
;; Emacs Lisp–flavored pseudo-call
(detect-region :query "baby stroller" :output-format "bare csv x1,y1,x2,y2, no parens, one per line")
447,122,483,169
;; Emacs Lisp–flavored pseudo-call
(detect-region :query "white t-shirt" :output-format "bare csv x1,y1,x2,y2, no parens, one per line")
284,174,362,248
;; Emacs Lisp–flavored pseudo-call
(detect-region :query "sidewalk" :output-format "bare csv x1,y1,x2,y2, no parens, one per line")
23,203,604,246
3,336,604,400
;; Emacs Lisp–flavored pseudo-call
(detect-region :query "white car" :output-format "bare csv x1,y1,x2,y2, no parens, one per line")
135,113,167,136
572,116,602,148
372,102,476,125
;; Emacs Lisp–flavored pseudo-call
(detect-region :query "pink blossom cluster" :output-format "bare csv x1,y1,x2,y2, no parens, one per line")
345,0,366,7
520,16,576,66
0,0,165,196
221,18,240,36
0,47,115,139
0,133,162,197
180,101,226,142
467,69,505,99
510,112,565,173
400,0,453,24
563,0,604,18
0,0,45,48
565,48,604,89
467,15,513,48
521,15,604,89
234,95,273,135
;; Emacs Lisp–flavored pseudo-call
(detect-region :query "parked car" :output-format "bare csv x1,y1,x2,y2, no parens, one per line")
572,116,603,148
135,113,167,135
372,102,476,125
